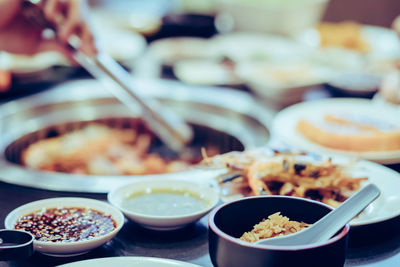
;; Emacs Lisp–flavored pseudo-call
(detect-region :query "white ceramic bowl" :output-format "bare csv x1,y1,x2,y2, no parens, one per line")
236,61,331,108
147,37,219,67
4,197,124,257
108,178,220,231
217,0,328,36
173,59,242,86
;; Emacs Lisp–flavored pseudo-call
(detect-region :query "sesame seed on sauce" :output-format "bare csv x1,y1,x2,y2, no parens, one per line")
14,207,116,242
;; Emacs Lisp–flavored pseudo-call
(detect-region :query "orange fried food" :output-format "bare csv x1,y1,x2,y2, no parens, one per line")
296,114,400,152
317,22,369,53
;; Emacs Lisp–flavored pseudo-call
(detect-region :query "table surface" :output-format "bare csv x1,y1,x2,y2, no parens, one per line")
0,178,399,267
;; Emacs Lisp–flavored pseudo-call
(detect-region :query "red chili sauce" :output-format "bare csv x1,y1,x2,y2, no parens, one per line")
14,207,116,242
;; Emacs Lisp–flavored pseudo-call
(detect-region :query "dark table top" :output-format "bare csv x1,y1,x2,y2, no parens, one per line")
0,179,399,267
1,69,399,266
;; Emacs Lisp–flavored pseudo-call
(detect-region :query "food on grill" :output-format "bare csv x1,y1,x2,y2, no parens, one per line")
296,114,400,152
203,149,367,208
21,124,213,175
240,212,309,243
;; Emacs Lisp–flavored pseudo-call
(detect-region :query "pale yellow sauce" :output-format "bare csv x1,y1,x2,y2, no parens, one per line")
122,188,207,217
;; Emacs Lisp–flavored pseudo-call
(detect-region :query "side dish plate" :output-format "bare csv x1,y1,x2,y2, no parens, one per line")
58,256,202,267
272,98,400,164
218,151,400,227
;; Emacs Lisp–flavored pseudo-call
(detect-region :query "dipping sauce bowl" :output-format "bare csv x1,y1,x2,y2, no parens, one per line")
4,197,124,257
108,178,219,231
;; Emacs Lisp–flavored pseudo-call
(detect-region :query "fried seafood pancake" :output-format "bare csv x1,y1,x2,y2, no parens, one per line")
205,150,367,208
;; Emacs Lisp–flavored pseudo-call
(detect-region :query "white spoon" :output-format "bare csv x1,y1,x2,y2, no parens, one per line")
256,183,380,246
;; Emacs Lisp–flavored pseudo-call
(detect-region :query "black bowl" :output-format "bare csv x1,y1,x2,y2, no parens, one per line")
209,196,349,267
325,72,380,98
0,229,34,261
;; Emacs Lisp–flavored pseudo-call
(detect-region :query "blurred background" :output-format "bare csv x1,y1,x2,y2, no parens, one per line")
1,0,399,106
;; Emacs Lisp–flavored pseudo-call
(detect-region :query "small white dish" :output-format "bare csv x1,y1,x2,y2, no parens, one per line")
58,256,202,267
4,197,124,257
147,37,219,67
216,0,328,36
95,28,147,63
108,178,220,231
0,51,68,74
173,59,242,86
236,61,331,107
212,32,312,63
298,25,400,74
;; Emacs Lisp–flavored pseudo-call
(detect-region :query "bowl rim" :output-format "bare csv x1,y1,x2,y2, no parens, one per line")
218,0,329,8
0,229,35,248
208,195,350,251
4,197,125,247
108,178,220,220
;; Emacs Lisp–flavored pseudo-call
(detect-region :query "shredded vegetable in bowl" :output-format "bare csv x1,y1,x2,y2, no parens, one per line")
240,212,310,243
202,149,368,207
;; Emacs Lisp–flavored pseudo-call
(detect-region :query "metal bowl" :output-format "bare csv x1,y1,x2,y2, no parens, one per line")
0,79,273,193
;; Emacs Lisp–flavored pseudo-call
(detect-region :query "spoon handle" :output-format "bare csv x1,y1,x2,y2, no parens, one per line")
307,183,380,243
257,183,380,246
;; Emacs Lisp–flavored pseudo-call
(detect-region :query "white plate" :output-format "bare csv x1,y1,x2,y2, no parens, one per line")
373,93,400,111
337,158,400,226
217,150,400,226
361,26,400,61
58,256,202,267
272,98,400,164
299,25,400,74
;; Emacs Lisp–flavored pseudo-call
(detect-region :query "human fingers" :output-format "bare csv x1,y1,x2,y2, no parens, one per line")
57,0,97,56
0,14,42,55
37,39,77,63
58,0,82,44
393,15,400,37
79,23,97,56
0,0,21,28
43,0,63,24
